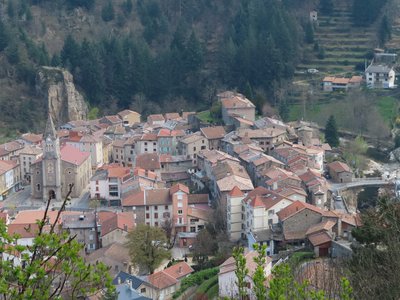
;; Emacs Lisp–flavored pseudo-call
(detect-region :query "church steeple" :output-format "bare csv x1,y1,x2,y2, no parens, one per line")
44,114,57,140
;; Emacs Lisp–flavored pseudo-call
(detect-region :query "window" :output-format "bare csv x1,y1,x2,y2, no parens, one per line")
36,184,41,191
190,227,196,232
198,225,204,230
153,142,156,146
95,187,99,191
202,140,204,144
146,213,150,219
178,217,183,224
178,210,183,215
146,206,149,210
177,200,183,208
154,205,158,210
154,213,158,219
96,180,99,185
193,147,196,151
145,148,148,152
144,142,148,146
165,205,168,209
155,222,158,226
268,209,274,217
190,218,199,224
141,288,146,294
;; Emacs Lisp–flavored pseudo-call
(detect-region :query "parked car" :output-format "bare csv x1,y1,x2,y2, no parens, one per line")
307,68,319,74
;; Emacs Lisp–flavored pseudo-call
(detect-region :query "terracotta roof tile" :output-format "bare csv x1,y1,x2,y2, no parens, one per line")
169,183,189,195
327,161,352,173
163,262,194,280
135,153,160,170
200,126,226,140
308,231,332,246
60,145,90,166
147,271,177,290
229,186,244,197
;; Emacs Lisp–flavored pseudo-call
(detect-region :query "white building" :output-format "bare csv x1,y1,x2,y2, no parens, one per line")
219,250,272,300
365,53,397,89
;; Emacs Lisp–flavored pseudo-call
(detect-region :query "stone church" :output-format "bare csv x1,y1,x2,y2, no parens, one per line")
31,115,92,200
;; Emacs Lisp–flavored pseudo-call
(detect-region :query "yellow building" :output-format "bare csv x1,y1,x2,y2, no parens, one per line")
117,109,141,127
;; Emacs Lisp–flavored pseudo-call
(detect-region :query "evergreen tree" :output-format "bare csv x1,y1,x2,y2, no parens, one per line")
101,1,115,22
305,21,314,44
79,39,105,105
320,0,334,15
378,15,392,46
7,0,15,18
122,0,133,15
50,53,61,67
0,21,10,52
184,31,203,73
325,115,339,147
6,43,20,64
60,35,80,69
279,100,290,122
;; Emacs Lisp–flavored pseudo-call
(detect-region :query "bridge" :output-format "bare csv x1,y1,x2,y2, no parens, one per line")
330,177,394,213
329,177,393,192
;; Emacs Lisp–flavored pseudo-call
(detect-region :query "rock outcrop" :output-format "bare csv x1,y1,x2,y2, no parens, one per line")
36,67,88,125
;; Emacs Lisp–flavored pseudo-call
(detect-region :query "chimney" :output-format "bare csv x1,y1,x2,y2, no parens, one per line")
118,277,121,284
178,266,182,274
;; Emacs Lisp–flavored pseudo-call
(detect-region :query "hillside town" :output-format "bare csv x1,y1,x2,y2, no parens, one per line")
0,90,368,299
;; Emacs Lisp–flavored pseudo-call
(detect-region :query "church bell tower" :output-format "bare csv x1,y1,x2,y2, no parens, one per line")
42,114,62,201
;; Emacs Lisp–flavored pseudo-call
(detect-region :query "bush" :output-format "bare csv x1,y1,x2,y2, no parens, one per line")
289,251,314,266
172,267,219,299
196,275,218,295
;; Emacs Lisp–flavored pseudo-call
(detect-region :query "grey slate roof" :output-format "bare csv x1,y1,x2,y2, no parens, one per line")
112,271,146,289
365,64,393,73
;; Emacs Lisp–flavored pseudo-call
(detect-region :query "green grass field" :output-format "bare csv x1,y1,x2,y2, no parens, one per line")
377,96,398,124
196,110,213,123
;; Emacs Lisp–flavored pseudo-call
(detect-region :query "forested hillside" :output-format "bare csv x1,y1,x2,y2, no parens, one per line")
0,0,303,136
0,0,392,137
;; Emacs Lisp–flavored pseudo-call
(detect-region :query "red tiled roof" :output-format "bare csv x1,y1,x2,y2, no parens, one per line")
188,194,209,204
164,113,181,120
147,271,177,290
141,133,158,141
122,190,145,207
8,223,40,238
0,160,18,175
277,201,334,221
170,183,189,195
200,126,226,140
229,186,244,197
60,145,90,166
98,211,134,236
135,153,160,170
308,231,332,246
163,262,194,280
327,161,352,173
101,164,131,179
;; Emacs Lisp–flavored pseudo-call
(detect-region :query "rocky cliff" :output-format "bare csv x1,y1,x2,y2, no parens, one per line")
36,67,88,125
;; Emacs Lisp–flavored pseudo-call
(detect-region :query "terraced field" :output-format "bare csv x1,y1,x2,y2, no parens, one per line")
299,0,375,75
